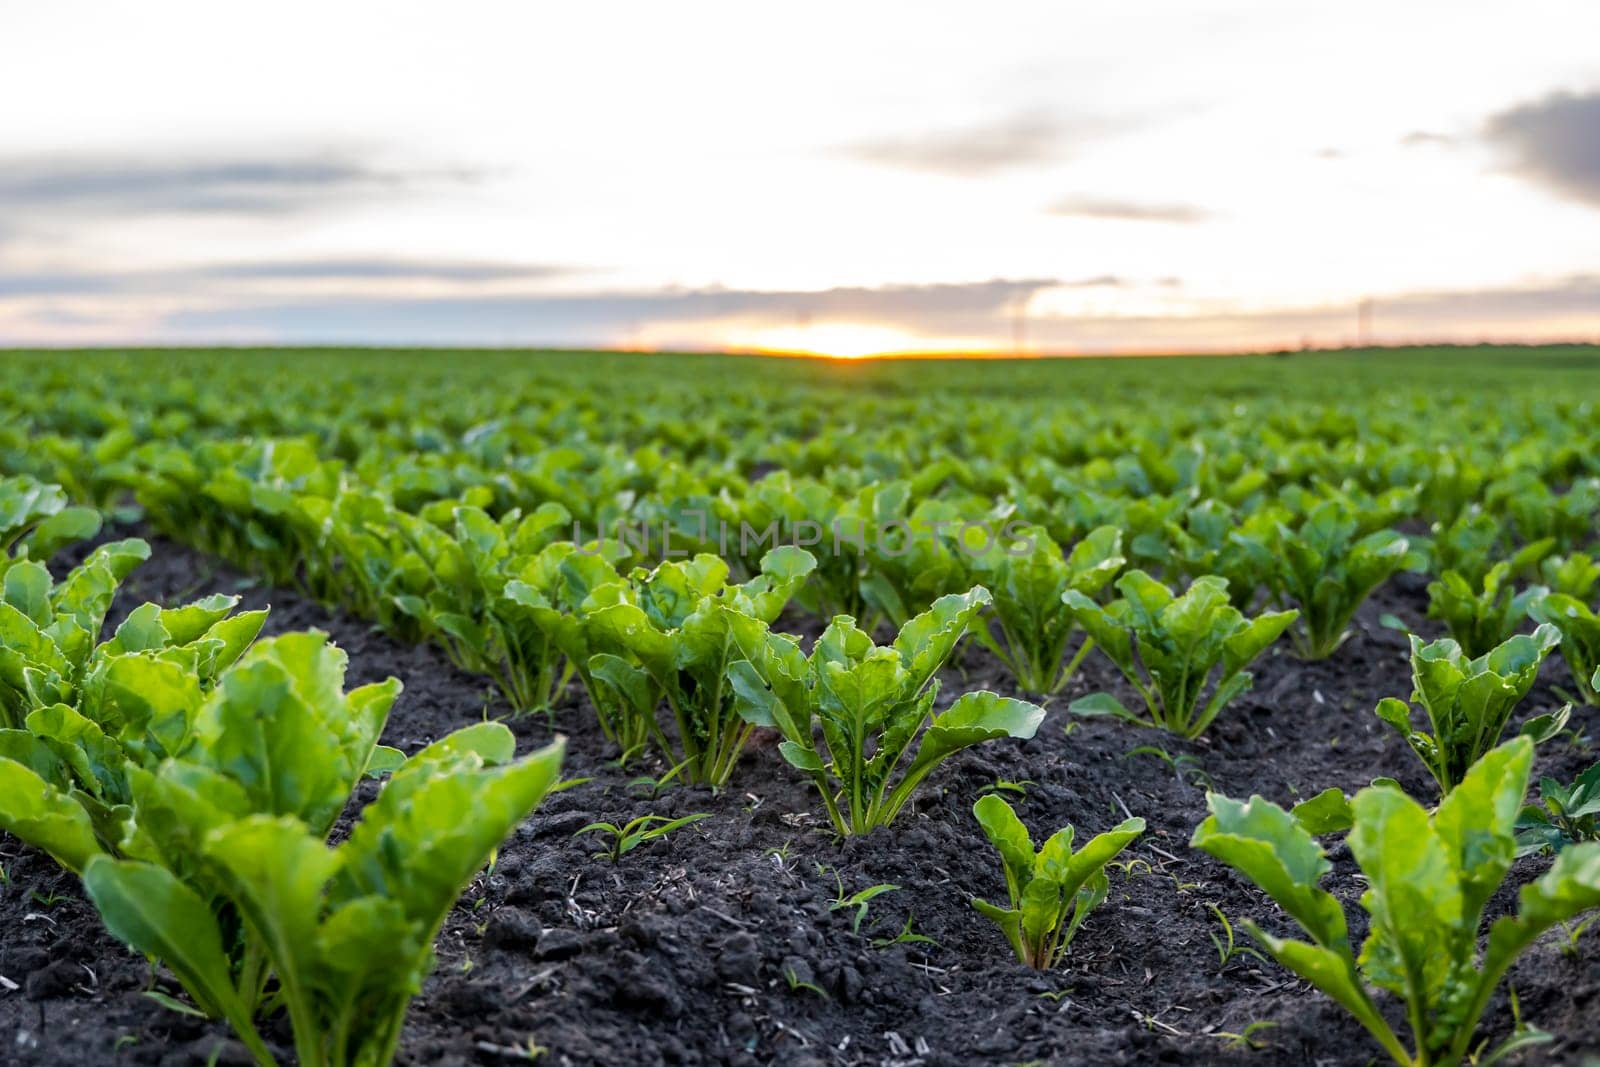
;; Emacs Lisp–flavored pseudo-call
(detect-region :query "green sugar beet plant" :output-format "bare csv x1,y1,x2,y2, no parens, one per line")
0,537,274,853
392,503,576,715
1375,625,1566,795
970,794,1143,969
0,537,152,730
966,524,1125,696
1528,593,1600,707
0,587,270,862
850,480,973,628
1260,499,1415,659
0,473,103,577
1065,571,1298,739
52,629,566,1067
1541,552,1600,600
1,630,397,877
1193,737,1600,1067
1425,561,1545,659
729,587,1045,835
501,540,631,724
1165,500,1280,611
1517,759,1600,857
584,546,816,784
91,734,564,1067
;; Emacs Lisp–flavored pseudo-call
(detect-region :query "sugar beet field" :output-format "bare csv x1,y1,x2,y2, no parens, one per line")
4,346,1600,1067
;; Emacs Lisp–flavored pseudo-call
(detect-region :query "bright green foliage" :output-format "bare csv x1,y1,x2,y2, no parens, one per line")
1166,501,1280,610
1260,500,1414,659
401,503,574,713
577,812,711,862
830,880,900,934
0,629,386,873
855,482,975,628
1425,562,1545,658
0,474,102,574
730,587,1044,834
60,629,559,1067
1374,626,1567,795
727,474,865,620
584,546,816,785
1488,473,1600,552
501,541,629,723
1517,761,1600,856
1288,787,1355,835
0,537,153,729
1528,593,1600,706
967,525,1125,695
1065,572,1298,739
90,734,563,1067
0,583,269,860
1193,737,1600,1067
970,794,1143,969
1541,552,1600,600
1423,510,1551,588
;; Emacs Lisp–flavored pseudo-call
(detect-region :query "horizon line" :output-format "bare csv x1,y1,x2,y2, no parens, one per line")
4,339,1600,363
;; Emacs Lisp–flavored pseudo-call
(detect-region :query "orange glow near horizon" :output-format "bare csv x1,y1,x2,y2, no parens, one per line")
735,322,983,360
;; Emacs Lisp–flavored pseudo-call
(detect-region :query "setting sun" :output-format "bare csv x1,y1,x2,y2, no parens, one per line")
739,323,966,359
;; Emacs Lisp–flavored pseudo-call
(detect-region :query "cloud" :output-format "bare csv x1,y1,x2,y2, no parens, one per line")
0,272,120,297
1047,196,1210,224
842,113,1084,177
153,278,1059,345
0,257,579,298
205,258,577,283
1021,274,1600,352
1485,90,1600,207
0,152,483,218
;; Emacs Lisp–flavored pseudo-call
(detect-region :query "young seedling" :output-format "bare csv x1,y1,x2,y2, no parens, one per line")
1206,903,1267,972
623,756,693,800
576,813,711,863
782,966,829,1000
1065,571,1297,739
1124,746,1212,790
970,794,1144,969
1192,736,1600,1067
828,876,899,935
1216,1021,1278,1053
870,912,938,950
1375,625,1567,795
730,587,1045,835
978,778,1035,798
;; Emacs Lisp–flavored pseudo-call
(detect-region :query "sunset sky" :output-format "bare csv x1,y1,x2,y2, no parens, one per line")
3,1,1599,354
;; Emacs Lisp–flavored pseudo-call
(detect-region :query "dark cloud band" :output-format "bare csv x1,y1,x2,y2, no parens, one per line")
1485,90,1600,208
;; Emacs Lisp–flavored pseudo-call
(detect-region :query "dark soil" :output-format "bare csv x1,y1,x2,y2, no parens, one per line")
4,535,1599,1066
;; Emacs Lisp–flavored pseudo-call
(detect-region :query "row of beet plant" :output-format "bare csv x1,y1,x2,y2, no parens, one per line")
1190,615,1600,1065
0,478,566,1067
76,436,1599,722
